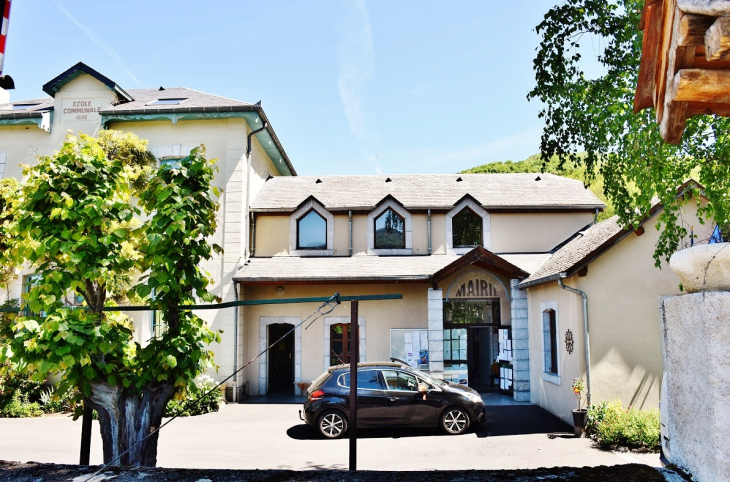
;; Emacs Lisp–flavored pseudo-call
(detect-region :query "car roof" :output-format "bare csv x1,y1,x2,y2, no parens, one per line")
328,361,406,372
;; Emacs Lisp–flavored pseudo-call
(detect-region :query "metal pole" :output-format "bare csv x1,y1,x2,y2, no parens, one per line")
348,300,359,471
79,402,93,465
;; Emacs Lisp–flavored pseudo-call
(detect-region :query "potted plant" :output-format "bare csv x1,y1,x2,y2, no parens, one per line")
571,377,588,437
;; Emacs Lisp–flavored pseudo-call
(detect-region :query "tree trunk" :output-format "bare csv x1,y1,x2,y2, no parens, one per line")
87,381,175,467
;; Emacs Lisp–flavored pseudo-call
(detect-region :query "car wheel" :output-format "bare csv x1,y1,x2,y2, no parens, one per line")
440,406,470,435
317,410,348,439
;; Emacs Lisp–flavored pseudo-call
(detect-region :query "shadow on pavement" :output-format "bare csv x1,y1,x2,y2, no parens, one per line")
287,405,573,440
476,405,572,438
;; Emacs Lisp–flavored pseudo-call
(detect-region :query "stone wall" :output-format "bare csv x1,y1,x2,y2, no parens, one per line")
663,292,730,481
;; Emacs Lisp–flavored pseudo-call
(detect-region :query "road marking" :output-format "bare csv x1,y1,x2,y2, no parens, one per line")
614,451,644,464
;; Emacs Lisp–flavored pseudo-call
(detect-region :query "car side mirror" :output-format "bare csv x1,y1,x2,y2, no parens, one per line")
417,383,429,394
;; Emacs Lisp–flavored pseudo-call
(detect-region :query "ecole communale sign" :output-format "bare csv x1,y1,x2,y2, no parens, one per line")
61,98,103,122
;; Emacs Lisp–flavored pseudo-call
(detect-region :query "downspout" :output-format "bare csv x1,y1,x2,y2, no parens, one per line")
237,121,266,402
250,212,256,257
558,274,592,406
427,209,432,255
348,210,353,256
245,121,268,262
233,281,240,403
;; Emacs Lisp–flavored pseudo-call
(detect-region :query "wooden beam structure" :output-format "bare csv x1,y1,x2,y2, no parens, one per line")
635,0,730,143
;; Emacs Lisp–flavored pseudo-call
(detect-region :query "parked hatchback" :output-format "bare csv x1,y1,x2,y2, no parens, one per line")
301,361,486,438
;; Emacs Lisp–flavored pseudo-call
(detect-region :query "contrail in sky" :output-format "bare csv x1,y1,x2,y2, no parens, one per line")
337,0,380,173
52,0,142,87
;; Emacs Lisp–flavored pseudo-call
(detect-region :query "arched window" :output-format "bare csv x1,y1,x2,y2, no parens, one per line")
374,208,405,249
297,209,327,249
452,207,482,247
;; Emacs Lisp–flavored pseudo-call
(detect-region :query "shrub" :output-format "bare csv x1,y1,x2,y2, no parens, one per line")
0,366,44,418
587,400,660,449
1,391,43,418
39,386,78,414
165,375,223,418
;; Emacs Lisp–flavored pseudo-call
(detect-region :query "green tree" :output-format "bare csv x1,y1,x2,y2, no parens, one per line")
528,0,730,264
0,132,221,467
0,178,20,294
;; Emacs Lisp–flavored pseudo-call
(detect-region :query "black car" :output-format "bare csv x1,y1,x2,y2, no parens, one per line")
301,361,486,438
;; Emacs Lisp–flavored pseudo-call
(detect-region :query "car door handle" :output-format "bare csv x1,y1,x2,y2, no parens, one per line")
388,397,398,402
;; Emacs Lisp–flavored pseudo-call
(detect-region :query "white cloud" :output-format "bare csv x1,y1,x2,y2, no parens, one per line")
337,0,379,172
52,0,142,87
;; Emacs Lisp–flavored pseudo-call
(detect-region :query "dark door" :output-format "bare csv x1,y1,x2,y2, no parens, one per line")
468,327,493,391
381,369,439,425
268,323,294,394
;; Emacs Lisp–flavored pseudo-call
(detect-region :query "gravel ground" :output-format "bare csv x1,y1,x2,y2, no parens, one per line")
0,461,688,482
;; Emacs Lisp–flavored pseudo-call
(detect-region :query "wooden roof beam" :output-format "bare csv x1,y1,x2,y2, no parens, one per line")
705,17,730,60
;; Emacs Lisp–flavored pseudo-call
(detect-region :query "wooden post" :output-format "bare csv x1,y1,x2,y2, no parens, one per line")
79,402,93,465
348,300,359,472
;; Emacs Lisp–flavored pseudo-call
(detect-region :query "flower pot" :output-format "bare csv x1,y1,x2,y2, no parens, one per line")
669,243,730,293
572,409,588,437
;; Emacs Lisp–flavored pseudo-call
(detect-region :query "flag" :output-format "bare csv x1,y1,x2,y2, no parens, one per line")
710,224,724,244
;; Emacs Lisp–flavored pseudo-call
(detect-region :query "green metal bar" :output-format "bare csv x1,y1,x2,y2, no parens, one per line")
0,293,402,313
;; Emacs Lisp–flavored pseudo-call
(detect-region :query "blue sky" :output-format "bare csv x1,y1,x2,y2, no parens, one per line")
5,0,562,176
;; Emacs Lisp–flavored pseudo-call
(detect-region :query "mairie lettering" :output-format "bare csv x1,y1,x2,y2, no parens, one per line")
454,279,497,298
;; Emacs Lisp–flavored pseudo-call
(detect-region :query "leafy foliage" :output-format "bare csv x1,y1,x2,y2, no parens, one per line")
1,390,43,418
11,132,141,315
572,377,585,411
0,178,20,290
586,400,660,449
0,132,222,431
529,0,730,264
164,375,223,417
133,145,222,395
463,154,615,220
39,385,78,414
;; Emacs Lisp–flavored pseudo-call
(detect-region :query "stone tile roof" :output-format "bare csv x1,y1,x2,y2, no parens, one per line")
0,98,54,118
101,87,253,113
234,253,551,283
0,87,251,119
500,253,553,275
250,173,605,211
518,216,623,287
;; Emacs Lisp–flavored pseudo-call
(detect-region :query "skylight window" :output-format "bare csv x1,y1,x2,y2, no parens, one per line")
147,98,187,106
12,103,39,110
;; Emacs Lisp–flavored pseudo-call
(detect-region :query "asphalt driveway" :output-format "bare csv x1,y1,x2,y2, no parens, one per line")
0,403,661,471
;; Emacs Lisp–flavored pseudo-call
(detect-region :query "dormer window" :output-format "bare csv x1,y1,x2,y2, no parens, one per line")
297,210,327,250
374,208,405,249
147,98,187,106
289,198,334,256
445,197,491,254
367,198,412,255
452,207,482,247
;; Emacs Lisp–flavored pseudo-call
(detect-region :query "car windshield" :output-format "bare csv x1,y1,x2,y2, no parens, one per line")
408,368,447,387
